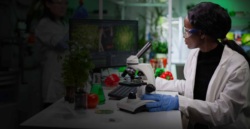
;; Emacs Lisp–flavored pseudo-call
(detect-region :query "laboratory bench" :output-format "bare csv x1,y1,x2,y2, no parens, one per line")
20,87,183,129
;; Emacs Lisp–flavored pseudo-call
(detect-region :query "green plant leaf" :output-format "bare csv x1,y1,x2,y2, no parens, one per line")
61,41,94,88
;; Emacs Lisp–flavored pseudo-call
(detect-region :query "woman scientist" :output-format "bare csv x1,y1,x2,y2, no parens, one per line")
35,0,69,108
141,2,250,129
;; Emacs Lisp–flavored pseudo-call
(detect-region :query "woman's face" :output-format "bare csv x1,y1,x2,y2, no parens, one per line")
183,17,202,49
46,0,68,19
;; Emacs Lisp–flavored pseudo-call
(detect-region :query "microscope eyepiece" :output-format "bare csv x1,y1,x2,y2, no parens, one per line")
136,42,152,58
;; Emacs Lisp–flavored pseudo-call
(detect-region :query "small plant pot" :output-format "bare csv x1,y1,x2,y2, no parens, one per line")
75,92,87,110
64,86,76,103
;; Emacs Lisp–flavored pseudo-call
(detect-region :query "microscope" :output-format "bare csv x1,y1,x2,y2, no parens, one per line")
117,42,156,113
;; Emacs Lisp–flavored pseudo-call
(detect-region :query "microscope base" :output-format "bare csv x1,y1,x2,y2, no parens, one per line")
117,97,155,114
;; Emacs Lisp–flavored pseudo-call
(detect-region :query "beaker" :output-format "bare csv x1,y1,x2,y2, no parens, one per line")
90,83,105,105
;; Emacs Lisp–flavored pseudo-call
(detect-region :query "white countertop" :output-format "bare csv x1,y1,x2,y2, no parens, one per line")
20,88,183,129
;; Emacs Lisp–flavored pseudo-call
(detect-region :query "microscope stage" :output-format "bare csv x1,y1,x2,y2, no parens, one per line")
119,81,147,87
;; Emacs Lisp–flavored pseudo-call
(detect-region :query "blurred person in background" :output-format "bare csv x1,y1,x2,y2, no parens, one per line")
35,0,69,108
72,0,88,19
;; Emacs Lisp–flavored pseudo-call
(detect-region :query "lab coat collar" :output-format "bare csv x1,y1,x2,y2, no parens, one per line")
187,46,232,101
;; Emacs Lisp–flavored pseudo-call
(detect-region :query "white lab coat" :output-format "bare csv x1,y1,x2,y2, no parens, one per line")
35,17,68,103
155,45,250,129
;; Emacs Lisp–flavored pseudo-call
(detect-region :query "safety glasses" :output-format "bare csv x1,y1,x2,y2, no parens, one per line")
183,27,198,38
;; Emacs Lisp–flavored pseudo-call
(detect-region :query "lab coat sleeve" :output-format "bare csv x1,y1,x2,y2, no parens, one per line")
155,77,186,95
179,62,250,127
155,49,198,95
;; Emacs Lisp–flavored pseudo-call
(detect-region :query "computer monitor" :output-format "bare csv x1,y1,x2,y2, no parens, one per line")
69,19,139,69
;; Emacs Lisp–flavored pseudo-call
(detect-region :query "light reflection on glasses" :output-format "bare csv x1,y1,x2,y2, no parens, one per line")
183,27,198,38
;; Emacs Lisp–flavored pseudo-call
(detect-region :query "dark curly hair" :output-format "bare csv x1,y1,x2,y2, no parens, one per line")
188,2,231,39
188,2,250,67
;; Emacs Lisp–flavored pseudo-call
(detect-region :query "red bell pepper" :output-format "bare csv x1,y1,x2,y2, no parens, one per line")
104,74,120,87
160,71,174,80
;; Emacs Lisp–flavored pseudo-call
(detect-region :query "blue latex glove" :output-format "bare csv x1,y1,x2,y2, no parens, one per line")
141,94,179,112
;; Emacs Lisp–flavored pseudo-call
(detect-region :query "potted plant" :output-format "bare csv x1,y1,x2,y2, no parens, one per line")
151,40,168,58
62,40,94,103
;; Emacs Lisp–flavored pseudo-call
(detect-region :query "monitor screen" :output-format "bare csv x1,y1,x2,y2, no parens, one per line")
69,19,138,69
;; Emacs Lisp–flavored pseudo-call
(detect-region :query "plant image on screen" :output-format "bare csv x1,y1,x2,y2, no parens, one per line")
113,25,135,51
71,25,99,51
